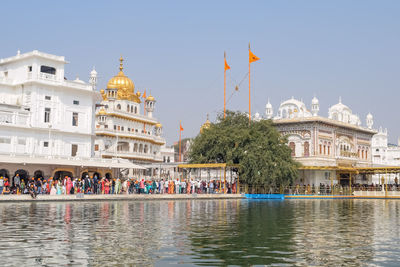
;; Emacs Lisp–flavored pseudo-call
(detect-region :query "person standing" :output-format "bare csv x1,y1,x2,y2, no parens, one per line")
0,176,3,194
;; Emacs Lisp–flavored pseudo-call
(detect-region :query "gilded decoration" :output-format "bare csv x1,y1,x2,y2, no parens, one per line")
101,56,142,103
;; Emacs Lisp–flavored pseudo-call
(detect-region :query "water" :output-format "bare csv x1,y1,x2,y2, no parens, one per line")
0,199,399,266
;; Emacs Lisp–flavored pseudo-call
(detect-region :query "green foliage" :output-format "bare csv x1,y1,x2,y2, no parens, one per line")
189,111,300,186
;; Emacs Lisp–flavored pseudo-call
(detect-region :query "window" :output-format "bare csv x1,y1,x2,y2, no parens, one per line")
40,65,56,75
71,144,78,157
73,100,79,105
134,107,137,114
117,104,121,110
4,71,8,77
28,66,32,72
114,125,117,130
289,142,295,157
44,108,51,123
121,126,124,131
0,138,11,144
72,112,78,126
304,142,309,157
104,125,108,129
43,141,49,147
319,144,322,154
18,139,26,145
45,96,51,100
94,144,99,151
117,126,120,131
128,128,131,132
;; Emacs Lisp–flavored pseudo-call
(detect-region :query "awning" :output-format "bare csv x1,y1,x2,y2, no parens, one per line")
0,154,145,170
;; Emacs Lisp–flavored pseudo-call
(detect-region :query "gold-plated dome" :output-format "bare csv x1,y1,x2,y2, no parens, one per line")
155,122,162,128
98,107,107,115
105,56,141,103
200,114,211,133
146,94,155,101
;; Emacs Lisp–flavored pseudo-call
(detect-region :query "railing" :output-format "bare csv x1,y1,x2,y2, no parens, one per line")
0,111,29,126
239,185,354,195
39,72,57,81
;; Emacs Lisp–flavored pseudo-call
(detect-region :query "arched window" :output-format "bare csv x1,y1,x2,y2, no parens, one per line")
304,142,310,157
319,144,322,155
133,143,138,152
131,106,134,113
323,145,326,155
289,142,295,157
127,105,130,112
134,106,137,114
117,104,121,110
139,144,143,153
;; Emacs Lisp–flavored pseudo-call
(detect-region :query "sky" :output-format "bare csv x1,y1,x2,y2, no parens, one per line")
1,0,400,144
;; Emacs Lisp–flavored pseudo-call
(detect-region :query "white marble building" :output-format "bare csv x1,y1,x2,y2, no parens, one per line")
261,96,377,185
0,50,137,180
371,127,400,183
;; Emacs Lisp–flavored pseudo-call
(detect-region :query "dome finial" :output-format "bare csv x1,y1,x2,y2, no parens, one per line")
339,96,342,103
119,55,124,71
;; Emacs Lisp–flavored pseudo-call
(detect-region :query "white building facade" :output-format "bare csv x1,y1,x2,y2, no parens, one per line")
0,50,134,181
262,97,377,186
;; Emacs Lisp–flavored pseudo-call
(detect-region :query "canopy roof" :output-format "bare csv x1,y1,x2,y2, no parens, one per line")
0,154,145,169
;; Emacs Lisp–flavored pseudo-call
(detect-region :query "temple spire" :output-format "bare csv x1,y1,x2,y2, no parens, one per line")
119,55,124,71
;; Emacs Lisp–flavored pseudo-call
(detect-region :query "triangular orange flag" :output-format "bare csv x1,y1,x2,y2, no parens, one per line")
249,49,260,63
142,90,147,99
224,57,230,71
180,122,184,131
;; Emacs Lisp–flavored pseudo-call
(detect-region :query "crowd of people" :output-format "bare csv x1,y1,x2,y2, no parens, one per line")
0,174,238,198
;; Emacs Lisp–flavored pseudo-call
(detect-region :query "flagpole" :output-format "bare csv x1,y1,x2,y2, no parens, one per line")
248,43,251,122
179,120,182,162
224,52,226,119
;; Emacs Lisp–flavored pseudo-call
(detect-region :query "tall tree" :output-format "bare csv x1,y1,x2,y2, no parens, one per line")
189,111,300,186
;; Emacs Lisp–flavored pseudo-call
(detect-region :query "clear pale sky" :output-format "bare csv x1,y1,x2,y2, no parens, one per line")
2,0,400,144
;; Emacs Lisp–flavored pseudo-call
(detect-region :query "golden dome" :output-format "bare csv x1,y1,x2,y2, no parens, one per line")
106,56,141,103
146,94,155,101
155,122,162,128
98,107,107,115
200,114,211,133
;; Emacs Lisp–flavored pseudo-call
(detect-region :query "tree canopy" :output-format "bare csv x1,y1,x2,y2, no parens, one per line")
189,111,300,186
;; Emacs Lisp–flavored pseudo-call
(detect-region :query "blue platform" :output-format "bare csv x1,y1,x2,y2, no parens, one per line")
245,194,285,200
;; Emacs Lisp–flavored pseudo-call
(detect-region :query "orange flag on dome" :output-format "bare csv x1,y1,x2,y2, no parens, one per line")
249,48,260,63
142,90,147,99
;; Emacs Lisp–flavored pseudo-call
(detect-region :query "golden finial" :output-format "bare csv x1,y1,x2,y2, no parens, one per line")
119,55,124,71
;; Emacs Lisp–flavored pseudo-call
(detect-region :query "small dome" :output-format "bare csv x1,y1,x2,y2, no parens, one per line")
312,96,319,104
90,67,97,76
200,115,211,133
146,94,155,101
98,108,107,115
155,122,162,128
74,76,85,84
367,112,373,119
265,100,272,109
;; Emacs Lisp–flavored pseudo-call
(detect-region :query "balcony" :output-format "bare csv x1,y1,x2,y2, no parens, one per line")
96,128,165,144
0,110,29,127
100,150,162,161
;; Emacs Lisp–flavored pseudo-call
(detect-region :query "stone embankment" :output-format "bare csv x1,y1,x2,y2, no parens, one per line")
0,194,244,202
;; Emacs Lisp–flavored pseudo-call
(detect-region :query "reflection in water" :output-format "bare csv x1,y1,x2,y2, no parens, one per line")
0,200,399,266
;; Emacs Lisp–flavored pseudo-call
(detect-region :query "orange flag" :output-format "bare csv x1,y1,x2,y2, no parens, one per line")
180,122,184,131
249,49,260,63
224,54,230,71
142,90,147,99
